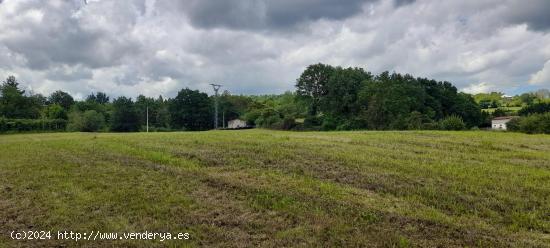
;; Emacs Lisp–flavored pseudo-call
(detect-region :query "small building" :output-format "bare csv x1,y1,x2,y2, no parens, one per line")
491,116,516,130
227,119,248,129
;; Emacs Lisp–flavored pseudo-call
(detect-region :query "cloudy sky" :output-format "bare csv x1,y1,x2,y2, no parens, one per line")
1,0,550,99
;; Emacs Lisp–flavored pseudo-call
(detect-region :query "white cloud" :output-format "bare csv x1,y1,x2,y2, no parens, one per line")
529,60,550,85
461,82,495,94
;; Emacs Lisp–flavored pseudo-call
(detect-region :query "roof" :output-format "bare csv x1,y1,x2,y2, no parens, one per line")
492,116,518,121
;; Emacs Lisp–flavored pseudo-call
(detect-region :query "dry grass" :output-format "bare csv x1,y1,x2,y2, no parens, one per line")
0,130,549,247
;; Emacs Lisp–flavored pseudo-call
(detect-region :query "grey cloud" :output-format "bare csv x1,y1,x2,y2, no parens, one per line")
169,0,369,30
505,0,550,31
45,65,93,81
0,1,142,70
1,0,550,98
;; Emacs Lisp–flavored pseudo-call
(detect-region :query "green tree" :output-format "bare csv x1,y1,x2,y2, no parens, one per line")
45,104,67,119
518,102,550,116
359,72,426,129
296,63,334,116
321,67,371,123
169,88,212,130
519,93,536,105
0,76,41,118
219,91,252,127
49,90,74,110
110,97,140,132
450,93,482,128
86,92,110,104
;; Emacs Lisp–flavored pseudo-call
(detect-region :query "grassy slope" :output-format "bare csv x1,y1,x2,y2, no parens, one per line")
0,130,549,247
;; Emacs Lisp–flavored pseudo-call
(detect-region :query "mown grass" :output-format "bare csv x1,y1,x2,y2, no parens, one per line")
0,130,549,247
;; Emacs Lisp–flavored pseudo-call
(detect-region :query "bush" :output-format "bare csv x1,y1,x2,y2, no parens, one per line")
67,110,105,132
321,116,340,131
506,117,521,132
82,110,105,132
281,117,296,130
439,115,466,131
303,115,322,127
515,113,550,134
0,118,67,133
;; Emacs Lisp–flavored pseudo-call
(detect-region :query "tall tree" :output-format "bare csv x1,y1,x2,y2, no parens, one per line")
87,92,110,104
169,88,212,131
110,97,140,132
321,67,372,121
49,90,74,110
296,63,334,116
0,76,41,118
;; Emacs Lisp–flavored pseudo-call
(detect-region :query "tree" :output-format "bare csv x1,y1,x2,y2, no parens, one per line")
450,93,482,128
518,102,550,116
359,72,426,129
321,67,372,122
49,90,74,110
86,92,110,104
169,88,212,131
0,76,41,118
45,104,67,119
296,63,334,116
135,95,156,128
110,97,140,132
218,91,252,127
519,93,536,105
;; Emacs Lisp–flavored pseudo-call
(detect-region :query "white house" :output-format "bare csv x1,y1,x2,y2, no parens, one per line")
491,116,516,130
227,119,248,129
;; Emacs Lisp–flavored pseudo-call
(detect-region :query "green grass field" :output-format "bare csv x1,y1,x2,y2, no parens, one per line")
1,130,549,247
482,106,522,113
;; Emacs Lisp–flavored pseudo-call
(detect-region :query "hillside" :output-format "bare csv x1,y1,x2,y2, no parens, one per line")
1,130,549,247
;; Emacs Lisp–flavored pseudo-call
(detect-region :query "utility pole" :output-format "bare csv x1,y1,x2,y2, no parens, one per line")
146,106,149,133
210,84,222,129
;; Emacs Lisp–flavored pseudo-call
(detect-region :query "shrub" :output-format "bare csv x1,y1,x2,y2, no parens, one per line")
518,113,550,134
506,117,521,132
492,108,507,117
0,118,67,133
68,110,105,132
281,117,296,130
82,110,105,132
439,115,466,131
321,116,340,131
405,111,423,130
303,115,322,127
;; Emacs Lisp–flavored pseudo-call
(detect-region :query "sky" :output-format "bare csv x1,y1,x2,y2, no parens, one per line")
0,0,550,99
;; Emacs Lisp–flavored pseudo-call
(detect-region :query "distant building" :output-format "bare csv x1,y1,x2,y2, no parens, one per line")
227,119,248,129
491,116,516,130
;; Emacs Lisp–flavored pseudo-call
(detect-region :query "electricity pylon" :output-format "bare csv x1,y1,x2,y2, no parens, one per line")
210,84,222,129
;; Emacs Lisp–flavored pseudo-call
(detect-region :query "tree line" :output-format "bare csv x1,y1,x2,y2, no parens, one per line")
1,63,549,133
0,76,216,132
